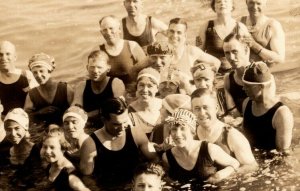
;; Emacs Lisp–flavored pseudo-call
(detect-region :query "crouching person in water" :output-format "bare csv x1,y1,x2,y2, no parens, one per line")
191,88,258,174
80,97,158,188
162,109,239,184
132,162,165,191
40,125,90,191
4,108,34,165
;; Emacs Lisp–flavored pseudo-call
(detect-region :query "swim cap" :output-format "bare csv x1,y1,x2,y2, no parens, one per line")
4,108,29,130
147,41,173,55
162,94,191,114
137,67,161,86
28,53,55,72
165,109,197,133
243,61,272,84
63,106,88,124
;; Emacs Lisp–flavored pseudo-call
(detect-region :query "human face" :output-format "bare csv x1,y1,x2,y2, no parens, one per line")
105,112,131,137
0,42,17,72
167,23,187,47
193,70,215,90
63,116,85,139
149,55,172,72
100,17,121,45
87,59,110,81
31,66,51,85
246,0,267,17
41,137,64,163
243,83,262,101
4,120,27,145
214,0,233,14
124,0,143,17
133,173,162,191
170,123,193,147
223,39,249,70
192,95,218,128
158,81,178,98
136,77,158,100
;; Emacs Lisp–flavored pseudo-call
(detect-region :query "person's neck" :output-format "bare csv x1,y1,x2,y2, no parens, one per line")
254,96,277,109
91,77,109,90
1,67,17,76
201,119,222,136
173,43,186,58
216,13,233,25
249,14,265,26
136,97,156,111
53,156,67,169
39,78,55,90
127,13,143,24
177,140,195,156
106,38,122,47
236,63,249,78
103,126,122,141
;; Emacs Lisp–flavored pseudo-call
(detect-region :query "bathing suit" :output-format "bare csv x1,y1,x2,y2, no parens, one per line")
28,82,69,124
0,70,29,115
122,16,154,48
228,71,247,114
90,128,140,186
243,100,283,150
166,141,217,183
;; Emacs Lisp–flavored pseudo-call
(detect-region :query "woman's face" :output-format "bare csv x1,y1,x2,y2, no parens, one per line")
133,173,162,191
192,69,215,90
40,137,63,163
214,0,233,14
136,77,158,100
4,120,27,145
63,116,85,139
31,65,51,85
170,123,194,147
158,81,179,98
191,95,218,128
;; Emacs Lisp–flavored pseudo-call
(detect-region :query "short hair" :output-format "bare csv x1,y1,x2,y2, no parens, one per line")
169,17,188,30
43,124,71,151
191,88,217,101
211,0,235,12
101,97,128,120
223,33,250,53
87,50,109,63
133,162,165,180
99,15,119,26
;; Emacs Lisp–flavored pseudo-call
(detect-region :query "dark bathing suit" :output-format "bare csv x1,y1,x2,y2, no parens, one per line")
228,71,247,114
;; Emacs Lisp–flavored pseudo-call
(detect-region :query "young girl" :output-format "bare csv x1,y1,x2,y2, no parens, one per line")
40,125,90,191
132,162,165,191
4,108,34,165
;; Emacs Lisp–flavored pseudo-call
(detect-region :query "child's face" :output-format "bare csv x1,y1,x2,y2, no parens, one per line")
40,137,63,163
4,120,27,144
133,173,162,191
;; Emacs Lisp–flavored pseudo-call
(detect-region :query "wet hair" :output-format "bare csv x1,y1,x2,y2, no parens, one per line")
101,97,128,120
169,17,188,30
43,124,71,151
191,88,217,101
211,0,235,12
223,33,250,53
133,162,165,180
99,15,119,26
87,50,109,64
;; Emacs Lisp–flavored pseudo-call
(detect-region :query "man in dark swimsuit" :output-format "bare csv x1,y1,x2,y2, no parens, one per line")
80,97,158,187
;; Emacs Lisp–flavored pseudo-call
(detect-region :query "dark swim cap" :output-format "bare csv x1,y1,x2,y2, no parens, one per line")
147,41,173,55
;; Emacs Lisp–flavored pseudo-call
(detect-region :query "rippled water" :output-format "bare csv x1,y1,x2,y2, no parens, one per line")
0,0,299,190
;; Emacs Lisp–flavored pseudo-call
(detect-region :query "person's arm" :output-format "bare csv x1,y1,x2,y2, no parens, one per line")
227,129,258,173
161,152,170,169
250,20,285,66
131,125,158,161
25,70,39,89
66,83,74,105
80,137,97,175
273,105,293,153
224,74,241,117
24,94,35,113
206,143,240,184
71,81,86,107
128,41,147,64
195,21,209,50
151,17,168,39
192,46,221,71
69,174,91,191
112,78,126,97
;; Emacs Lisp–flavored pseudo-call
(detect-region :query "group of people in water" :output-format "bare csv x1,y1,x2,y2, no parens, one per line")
0,0,294,190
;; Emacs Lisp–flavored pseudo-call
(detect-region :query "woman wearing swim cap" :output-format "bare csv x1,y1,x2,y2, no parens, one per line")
24,53,73,126
162,109,239,184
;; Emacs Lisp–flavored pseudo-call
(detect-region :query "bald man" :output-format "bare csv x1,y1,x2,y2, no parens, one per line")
0,41,38,115
240,0,285,67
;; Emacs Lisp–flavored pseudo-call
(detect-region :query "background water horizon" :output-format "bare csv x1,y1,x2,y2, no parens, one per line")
0,0,299,190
